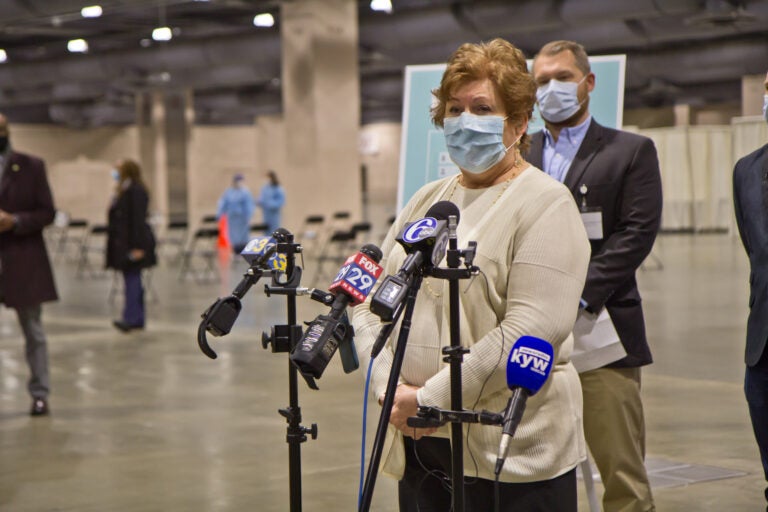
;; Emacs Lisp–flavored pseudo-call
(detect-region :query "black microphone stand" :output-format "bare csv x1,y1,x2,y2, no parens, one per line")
358,273,423,512
406,217,479,512
262,233,316,512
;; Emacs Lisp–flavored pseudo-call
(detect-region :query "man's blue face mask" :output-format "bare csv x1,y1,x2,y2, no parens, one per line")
536,76,587,124
443,113,516,175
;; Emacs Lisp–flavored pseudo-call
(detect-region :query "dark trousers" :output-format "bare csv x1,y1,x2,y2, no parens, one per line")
0,281,50,400
398,437,577,512
17,305,50,399
122,268,145,327
745,349,768,508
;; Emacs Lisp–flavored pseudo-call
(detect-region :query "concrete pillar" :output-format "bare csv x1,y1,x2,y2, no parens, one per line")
742,73,766,116
136,90,192,224
280,0,361,228
150,91,170,221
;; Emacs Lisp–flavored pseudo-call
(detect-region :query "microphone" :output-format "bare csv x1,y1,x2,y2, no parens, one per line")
494,335,554,476
240,235,281,270
369,201,459,342
197,229,291,359
290,243,384,389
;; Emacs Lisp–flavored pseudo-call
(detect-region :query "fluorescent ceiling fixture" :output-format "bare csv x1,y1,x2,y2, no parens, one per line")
0,49,7,63
152,26,173,41
67,39,89,53
81,5,103,18
370,0,392,13
253,13,274,27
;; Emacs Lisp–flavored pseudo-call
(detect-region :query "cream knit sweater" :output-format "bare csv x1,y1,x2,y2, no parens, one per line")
352,166,590,483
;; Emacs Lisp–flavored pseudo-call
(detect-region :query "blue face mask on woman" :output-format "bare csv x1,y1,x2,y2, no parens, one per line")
536,76,587,123
444,113,515,174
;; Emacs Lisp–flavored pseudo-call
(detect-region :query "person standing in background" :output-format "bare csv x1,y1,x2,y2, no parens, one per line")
732,70,768,512
528,40,663,512
107,159,157,333
217,173,255,253
257,170,285,235
0,112,58,416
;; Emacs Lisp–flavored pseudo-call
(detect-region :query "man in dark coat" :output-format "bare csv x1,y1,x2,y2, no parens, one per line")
528,41,662,512
0,112,58,416
732,70,768,510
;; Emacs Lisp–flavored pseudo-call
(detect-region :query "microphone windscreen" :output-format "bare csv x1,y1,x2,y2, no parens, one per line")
360,243,383,263
426,200,460,224
506,336,554,395
271,227,292,241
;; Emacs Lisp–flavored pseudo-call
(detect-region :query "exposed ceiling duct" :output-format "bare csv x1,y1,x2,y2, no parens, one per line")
0,0,766,127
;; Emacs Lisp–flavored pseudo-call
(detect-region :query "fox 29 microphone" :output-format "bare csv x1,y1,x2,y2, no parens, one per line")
290,243,383,389
494,335,554,477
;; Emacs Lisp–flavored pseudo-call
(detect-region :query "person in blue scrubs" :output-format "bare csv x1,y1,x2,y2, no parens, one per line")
217,173,255,253
257,170,285,235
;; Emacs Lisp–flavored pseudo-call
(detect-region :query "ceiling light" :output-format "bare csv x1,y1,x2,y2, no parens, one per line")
152,26,173,41
67,39,89,53
80,5,103,18
0,49,7,63
253,13,274,27
370,0,392,13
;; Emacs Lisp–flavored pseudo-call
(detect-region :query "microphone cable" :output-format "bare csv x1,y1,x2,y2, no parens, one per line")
358,357,374,509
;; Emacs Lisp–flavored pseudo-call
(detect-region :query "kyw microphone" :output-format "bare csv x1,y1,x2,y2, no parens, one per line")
290,243,383,389
494,335,554,477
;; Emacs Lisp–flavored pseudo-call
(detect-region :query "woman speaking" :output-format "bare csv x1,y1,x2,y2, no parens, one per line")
353,38,590,511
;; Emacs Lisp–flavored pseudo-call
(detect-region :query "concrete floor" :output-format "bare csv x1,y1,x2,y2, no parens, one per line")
0,233,765,511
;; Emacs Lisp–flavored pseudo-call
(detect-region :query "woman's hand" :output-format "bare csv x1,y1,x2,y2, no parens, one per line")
389,384,437,440
129,248,145,261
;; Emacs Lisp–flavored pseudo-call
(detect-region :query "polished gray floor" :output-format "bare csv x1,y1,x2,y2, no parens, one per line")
0,233,764,511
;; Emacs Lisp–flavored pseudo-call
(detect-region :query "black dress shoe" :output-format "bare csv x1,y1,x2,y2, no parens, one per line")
30,398,49,416
112,320,144,333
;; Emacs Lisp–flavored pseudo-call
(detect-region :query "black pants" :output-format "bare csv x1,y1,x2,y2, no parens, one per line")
398,437,577,512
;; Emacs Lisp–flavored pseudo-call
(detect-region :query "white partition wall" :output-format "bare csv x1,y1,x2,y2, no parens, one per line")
643,128,694,231
639,123,760,233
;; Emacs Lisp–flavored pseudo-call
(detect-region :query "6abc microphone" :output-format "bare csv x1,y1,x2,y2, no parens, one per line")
369,201,459,358
289,243,383,390
494,335,554,477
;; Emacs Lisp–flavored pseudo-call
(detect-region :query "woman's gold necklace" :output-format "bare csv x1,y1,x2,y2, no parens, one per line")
446,151,523,206
426,153,523,299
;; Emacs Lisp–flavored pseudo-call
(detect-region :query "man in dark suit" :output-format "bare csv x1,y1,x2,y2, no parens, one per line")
733,70,768,510
0,112,58,416
527,41,662,512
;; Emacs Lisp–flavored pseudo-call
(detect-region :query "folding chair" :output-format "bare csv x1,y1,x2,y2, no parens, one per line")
108,268,160,305
298,214,325,256
250,223,270,236
75,224,108,278
161,220,189,262
178,227,220,282
312,220,373,286
55,218,89,262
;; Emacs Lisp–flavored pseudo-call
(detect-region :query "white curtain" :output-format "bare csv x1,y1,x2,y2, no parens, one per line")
638,118,766,233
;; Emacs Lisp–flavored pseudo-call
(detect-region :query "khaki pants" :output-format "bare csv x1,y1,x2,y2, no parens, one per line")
580,367,655,512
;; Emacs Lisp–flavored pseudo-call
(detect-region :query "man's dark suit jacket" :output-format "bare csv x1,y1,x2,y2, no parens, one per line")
527,119,663,367
0,150,58,309
733,143,768,367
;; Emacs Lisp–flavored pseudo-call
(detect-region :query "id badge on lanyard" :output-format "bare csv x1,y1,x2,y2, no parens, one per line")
579,184,603,240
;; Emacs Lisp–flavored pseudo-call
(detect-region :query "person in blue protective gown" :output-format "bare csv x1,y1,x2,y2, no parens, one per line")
216,173,255,253
257,170,285,234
